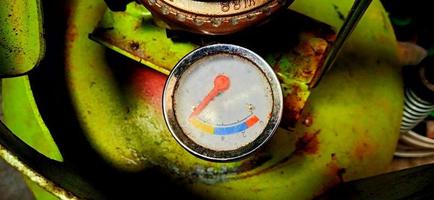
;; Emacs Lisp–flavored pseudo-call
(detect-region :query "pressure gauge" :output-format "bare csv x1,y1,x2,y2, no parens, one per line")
138,0,293,35
163,44,283,161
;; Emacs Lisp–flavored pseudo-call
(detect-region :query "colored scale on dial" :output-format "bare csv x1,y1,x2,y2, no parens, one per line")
163,44,283,161
188,74,260,135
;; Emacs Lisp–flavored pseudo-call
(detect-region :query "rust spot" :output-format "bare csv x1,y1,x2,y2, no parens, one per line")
331,153,337,160
311,41,328,55
353,140,375,160
296,39,315,57
314,154,346,197
327,154,346,185
326,160,346,185
292,36,329,81
277,35,330,128
65,21,78,72
66,24,78,43
281,85,305,128
302,113,314,127
301,68,314,77
295,130,320,155
129,41,140,51
251,187,263,193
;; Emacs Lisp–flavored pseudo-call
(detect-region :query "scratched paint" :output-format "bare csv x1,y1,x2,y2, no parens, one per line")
0,0,45,76
0,0,404,199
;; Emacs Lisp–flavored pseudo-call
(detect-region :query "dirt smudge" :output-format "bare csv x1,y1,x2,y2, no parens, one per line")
332,4,346,21
295,130,320,155
353,138,376,160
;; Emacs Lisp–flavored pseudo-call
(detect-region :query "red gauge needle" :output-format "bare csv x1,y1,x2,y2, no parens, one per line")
190,74,230,118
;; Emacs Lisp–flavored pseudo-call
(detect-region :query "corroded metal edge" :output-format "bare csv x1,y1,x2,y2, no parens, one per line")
139,0,291,34
0,144,78,200
89,34,171,75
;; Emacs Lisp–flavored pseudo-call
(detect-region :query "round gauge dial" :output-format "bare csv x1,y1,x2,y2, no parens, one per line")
163,44,283,161
139,0,293,35
163,0,270,16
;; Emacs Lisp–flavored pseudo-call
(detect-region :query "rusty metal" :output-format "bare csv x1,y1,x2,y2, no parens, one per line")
0,144,78,200
270,31,334,127
90,5,335,126
162,44,284,161
138,0,293,35
89,2,194,75
0,0,405,199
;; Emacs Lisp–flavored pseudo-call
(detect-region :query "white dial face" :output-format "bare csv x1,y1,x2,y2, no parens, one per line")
173,54,273,151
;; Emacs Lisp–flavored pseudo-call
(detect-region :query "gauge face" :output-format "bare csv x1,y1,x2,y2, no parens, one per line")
139,0,293,35
163,44,282,161
174,54,273,151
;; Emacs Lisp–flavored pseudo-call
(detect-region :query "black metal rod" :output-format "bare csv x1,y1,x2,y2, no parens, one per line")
311,0,373,88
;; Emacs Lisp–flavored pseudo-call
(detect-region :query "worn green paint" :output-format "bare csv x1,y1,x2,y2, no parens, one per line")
65,0,242,174
2,0,403,199
65,0,402,199
91,4,334,126
0,0,45,76
2,76,63,161
90,2,196,75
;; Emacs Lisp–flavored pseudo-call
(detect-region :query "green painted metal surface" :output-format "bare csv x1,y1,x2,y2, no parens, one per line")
90,2,195,75
0,0,45,76
25,178,59,200
2,76,63,161
90,2,335,127
67,0,402,198
0,0,404,199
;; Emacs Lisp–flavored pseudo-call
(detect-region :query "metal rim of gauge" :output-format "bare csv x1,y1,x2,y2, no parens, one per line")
139,0,293,35
162,43,283,161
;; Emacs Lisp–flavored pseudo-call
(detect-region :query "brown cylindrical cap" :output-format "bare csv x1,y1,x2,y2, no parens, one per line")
139,0,292,35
